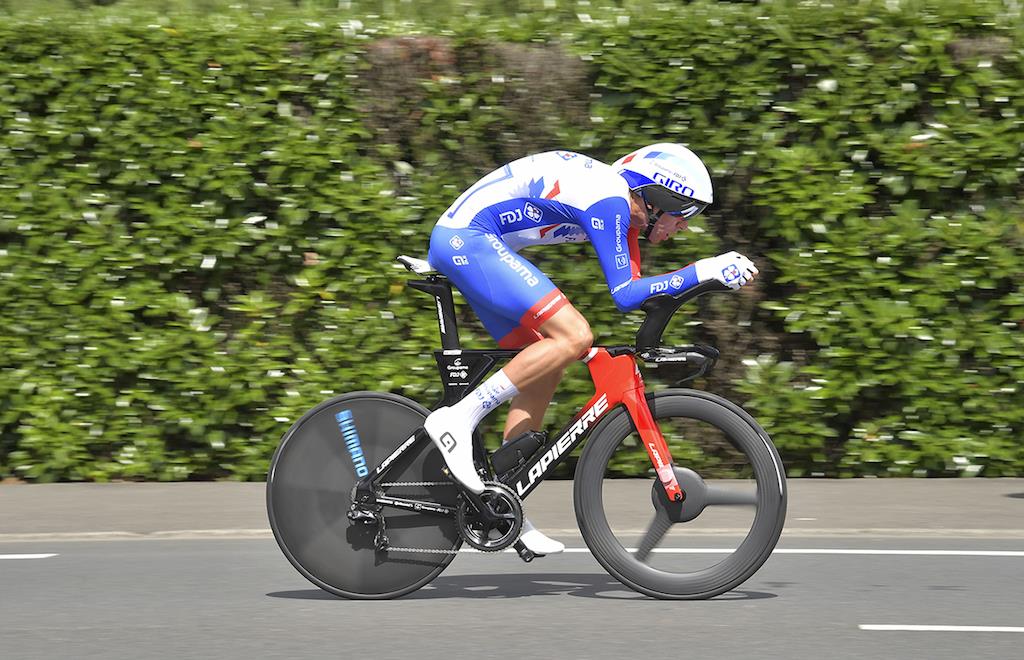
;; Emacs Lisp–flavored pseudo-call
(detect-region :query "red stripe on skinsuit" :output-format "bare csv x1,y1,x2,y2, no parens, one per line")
519,289,569,331
627,226,642,280
498,325,543,349
544,180,561,200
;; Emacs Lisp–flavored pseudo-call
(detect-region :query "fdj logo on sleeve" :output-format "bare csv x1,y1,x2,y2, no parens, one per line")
524,203,543,222
499,209,524,225
335,409,368,477
503,203,543,225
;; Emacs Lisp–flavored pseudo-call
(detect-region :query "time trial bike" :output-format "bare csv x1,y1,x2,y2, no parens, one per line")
266,255,787,599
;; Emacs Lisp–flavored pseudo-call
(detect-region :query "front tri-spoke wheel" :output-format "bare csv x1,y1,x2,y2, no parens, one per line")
574,390,786,599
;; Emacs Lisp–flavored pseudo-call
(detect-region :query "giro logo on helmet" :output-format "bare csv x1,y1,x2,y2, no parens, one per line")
652,172,696,198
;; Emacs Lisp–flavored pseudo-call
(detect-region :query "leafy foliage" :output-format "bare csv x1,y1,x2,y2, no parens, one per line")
0,0,1021,481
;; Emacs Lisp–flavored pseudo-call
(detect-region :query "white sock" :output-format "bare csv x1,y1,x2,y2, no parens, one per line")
424,370,519,494
452,369,519,429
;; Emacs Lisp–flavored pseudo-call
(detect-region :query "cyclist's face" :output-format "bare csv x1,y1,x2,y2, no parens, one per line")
628,192,689,243
647,212,688,244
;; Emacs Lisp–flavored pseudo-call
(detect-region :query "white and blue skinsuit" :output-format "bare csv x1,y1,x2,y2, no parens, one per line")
428,150,700,348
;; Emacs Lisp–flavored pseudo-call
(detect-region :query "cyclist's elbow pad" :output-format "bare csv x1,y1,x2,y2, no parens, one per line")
609,281,646,313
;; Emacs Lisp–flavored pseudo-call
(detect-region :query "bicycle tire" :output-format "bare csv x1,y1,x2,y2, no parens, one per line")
574,389,786,599
267,391,460,599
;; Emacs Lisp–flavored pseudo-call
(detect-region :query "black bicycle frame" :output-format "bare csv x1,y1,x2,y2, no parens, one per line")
354,273,724,515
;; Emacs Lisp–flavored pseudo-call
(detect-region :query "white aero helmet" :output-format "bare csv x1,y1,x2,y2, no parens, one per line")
612,143,713,236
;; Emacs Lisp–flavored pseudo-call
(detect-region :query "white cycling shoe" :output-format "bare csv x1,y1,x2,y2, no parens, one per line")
519,519,564,556
423,406,485,494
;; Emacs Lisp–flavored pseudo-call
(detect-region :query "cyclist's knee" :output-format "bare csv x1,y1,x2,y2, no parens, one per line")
570,323,594,357
554,318,592,359
539,304,592,359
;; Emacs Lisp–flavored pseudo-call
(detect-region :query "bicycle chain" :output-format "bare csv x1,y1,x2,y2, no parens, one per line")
374,480,517,556
374,481,461,554
385,545,461,555
379,481,455,488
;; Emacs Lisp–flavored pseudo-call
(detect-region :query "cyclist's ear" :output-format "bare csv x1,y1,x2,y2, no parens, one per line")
628,193,648,230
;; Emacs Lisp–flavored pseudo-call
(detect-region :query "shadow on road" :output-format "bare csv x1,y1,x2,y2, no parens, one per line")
268,574,777,601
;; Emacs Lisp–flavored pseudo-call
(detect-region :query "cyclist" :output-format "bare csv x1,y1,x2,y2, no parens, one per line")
424,143,758,556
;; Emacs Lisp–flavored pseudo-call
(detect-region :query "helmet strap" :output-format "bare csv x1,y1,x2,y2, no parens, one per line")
639,189,661,240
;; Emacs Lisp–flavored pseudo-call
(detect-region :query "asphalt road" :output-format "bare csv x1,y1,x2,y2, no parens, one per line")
2,479,1023,659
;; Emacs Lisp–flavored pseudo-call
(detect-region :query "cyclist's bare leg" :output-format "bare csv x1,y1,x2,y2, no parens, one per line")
504,303,591,439
499,305,590,556
503,368,562,441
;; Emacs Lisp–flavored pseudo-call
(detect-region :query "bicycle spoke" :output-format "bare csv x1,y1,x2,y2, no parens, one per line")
705,485,757,506
634,509,673,562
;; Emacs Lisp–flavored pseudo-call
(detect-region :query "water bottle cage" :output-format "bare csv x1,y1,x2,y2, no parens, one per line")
490,430,547,477
637,344,720,383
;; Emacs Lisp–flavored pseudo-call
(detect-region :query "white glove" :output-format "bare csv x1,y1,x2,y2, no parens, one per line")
694,251,759,290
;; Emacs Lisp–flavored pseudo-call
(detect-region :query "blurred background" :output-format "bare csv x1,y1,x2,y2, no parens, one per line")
0,0,1021,482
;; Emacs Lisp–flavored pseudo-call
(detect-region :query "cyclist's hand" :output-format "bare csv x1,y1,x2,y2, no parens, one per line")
695,251,759,290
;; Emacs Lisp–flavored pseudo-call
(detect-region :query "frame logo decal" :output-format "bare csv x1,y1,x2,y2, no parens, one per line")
335,409,369,477
515,394,609,496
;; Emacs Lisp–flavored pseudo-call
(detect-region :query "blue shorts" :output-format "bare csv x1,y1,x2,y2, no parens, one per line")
428,225,569,347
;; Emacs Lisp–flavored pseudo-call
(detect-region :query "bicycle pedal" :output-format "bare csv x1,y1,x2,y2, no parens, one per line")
347,507,378,524
514,540,539,563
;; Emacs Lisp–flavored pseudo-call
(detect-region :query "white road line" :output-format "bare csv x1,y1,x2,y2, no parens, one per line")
0,554,58,560
860,625,1024,633
770,549,1024,557
459,548,1024,557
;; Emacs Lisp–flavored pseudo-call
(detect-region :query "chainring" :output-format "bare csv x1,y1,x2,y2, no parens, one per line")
456,481,523,552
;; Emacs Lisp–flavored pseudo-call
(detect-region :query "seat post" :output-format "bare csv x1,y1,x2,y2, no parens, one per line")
408,276,461,350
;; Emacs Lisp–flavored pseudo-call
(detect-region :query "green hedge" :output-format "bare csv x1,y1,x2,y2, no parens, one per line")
1,1,1022,481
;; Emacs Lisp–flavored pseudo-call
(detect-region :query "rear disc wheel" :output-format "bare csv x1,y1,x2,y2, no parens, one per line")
267,391,460,599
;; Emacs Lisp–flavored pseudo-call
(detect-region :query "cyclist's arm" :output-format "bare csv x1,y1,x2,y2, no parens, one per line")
582,197,699,313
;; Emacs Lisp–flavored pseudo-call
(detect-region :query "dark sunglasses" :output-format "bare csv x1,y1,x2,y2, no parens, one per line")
640,186,709,220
